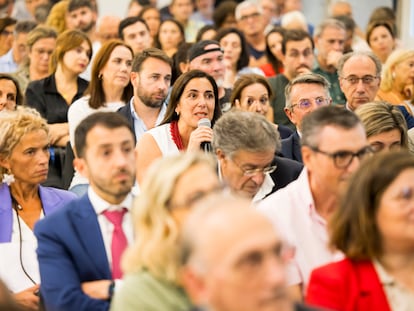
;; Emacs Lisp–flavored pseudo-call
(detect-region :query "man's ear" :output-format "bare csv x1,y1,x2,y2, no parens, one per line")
130,71,139,85
216,148,225,161
283,107,296,125
180,267,209,306
73,157,88,178
301,145,313,167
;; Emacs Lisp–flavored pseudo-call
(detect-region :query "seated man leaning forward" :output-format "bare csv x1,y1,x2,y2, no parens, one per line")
180,192,321,311
258,106,373,300
212,110,303,203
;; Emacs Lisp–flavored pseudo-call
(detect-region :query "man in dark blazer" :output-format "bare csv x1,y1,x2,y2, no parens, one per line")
118,47,172,142
212,110,302,204
34,112,136,311
282,73,332,163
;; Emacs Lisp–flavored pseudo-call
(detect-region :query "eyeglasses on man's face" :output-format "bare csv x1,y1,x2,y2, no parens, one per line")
230,157,277,177
309,146,373,169
341,75,379,86
290,97,330,110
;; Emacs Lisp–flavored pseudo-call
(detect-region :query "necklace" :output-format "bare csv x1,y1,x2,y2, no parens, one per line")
11,195,23,210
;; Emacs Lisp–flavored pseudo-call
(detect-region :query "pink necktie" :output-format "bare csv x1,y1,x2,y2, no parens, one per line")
103,209,128,279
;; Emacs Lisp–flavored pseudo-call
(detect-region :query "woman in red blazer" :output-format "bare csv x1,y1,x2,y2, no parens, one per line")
306,150,414,311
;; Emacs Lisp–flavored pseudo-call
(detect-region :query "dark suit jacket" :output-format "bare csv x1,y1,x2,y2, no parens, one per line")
268,156,303,194
34,195,111,311
281,131,302,163
306,258,391,311
118,102,135,141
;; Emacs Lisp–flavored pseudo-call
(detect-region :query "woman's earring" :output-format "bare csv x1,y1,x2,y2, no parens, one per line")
98,73,103,80
2,170,15,186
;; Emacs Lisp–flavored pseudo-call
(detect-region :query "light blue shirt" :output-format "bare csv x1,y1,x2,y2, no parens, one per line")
0,49,17,73
129,96,167,141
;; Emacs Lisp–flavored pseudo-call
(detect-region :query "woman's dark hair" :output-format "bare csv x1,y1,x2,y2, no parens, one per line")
215,27,249,71
213,0,237,29
366,21,396,47
162,70,222,125
368,6,397,36
330,150,414,260
196,25,216,42
172,42,193,84
154,18,185,50
265,26,285,74
0,73,23,107
85,40,134,109
230,73,273,106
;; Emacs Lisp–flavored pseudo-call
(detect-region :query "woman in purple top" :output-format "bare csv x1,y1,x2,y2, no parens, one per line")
0,107,76,311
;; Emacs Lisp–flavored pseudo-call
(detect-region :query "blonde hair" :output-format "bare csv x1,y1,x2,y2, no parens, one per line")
45,0,69,34
0,107,49,179
122,152,216,283
381,49,414,92
355,101,408,148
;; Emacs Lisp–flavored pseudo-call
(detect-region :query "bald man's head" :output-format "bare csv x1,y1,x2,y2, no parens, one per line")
181,193,292,311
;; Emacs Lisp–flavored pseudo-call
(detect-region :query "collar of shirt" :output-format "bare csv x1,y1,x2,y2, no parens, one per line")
130,96,167,127
88,186,133,215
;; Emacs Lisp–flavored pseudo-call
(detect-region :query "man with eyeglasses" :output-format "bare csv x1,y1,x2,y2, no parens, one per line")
338,51,414,130
213,110,303,203
181,193,319,311
337,51,382,112
268,29,315,130
281,73,332,162
258,106,372,301
235,0,267,67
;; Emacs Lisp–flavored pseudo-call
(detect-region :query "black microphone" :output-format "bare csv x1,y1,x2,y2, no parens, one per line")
197,118,212,153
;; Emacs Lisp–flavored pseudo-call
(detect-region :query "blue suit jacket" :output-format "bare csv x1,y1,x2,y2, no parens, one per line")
34,194,112,311
0,183,76,242
281,131,303,163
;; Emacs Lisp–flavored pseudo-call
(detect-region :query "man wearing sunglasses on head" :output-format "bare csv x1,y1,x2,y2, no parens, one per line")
282,73,332,163
258,106,372,302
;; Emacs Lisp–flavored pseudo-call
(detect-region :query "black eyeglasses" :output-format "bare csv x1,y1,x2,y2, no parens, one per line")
309,146,373,169
341,75,379,86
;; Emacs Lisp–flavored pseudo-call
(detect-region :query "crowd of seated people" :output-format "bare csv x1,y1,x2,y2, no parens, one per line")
1,1,414,311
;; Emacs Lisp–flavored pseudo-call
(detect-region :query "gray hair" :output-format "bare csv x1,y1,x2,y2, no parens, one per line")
301,106,362,147
337,51,382,77
285,73,331,108
314,18,346,38
212,110,280,156
235,0,263,21
280,10,307,30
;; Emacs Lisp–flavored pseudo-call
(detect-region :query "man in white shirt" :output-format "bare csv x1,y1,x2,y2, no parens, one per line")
35,112,136,311
258,106,372,301
118,47,172,142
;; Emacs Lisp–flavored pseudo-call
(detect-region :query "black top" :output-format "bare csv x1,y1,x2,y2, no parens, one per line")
25,74,88,124
268,74,295,130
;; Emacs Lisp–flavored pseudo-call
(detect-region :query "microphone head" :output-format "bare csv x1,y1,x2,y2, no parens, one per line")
197,118,211,128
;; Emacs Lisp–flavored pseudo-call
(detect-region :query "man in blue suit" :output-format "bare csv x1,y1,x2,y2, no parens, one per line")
281,73,332,163
34,112,136,311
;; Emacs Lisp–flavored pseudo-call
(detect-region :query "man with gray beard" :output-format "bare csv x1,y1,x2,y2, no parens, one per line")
118,48,172,142
188,40,232,112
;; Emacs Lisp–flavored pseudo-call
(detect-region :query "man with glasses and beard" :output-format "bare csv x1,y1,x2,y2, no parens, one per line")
258,106,372,301
118,48,172,142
